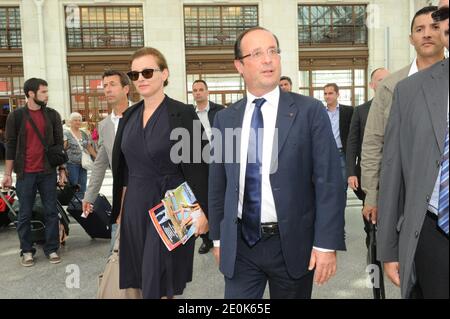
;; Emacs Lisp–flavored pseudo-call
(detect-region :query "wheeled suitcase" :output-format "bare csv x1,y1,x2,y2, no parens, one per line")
0,188,70,244
67,193,112,239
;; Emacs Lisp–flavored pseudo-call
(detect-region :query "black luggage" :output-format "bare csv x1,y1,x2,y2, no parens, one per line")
0,188,70,244
67,193,112,239
57,184,79,206
368,223,385,299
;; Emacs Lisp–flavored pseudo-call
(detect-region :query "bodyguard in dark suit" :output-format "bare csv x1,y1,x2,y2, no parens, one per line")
323,83,353,191
208,27,346,299
346,67,390,248
377,2,449,298
191,79,225,254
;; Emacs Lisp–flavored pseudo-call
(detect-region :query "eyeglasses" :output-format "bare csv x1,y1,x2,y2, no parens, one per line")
432,7,449,22
127,68,161,81
239,48,281,61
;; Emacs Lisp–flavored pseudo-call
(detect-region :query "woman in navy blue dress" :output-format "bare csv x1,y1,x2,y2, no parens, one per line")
111,47,209,299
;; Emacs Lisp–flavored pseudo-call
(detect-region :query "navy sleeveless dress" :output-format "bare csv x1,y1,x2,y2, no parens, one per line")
119,99,195,299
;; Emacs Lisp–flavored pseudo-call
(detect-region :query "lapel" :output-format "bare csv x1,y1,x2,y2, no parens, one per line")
275,91,298,157
423,59,449,154
103,114,115,148
231,98,247,187
167,96,183,131
112,100,142,174
208,102,215,125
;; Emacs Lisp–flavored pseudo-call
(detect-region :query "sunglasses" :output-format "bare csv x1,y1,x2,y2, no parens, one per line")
127,68,161,81
432,7,449,22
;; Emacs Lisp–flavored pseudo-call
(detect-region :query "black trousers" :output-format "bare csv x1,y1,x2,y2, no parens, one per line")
225,224,314,299
412,212,449,299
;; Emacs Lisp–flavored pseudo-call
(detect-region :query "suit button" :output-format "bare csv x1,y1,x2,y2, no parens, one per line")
437,160,441,167
235,187,238,192
233,218,239,224
426,195,430,202
415,231,419,238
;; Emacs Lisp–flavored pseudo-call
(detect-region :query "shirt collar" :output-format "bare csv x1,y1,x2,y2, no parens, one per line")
195,102,210,113
111,110,122,121
246,86,280,108
326,104,340,112
408,57,419,76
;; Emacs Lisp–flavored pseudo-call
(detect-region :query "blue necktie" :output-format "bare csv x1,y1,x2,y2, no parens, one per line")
438,130,449,235
242,98,266,247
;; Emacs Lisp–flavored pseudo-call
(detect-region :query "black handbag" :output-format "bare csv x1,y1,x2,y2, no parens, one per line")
24,110,68,167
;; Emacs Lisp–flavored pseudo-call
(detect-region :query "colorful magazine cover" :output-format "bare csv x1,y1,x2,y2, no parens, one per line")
148,182,201,251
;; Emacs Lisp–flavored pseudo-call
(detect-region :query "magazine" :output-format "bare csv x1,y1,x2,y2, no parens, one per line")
148,182,202,251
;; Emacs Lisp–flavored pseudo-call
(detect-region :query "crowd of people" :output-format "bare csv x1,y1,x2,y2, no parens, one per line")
0,0,448,299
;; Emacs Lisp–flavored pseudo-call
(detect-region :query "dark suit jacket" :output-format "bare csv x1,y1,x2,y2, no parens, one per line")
346,100,372,200
378,59,449,298
207,102,225,127
338,104,354,154
208,90,346,279
111,96,209,225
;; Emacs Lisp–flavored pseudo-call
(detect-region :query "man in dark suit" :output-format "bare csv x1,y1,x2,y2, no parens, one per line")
191,79,224,254
323,83,353,192
208,27,346,299
377,0,448,298
346,67,390,246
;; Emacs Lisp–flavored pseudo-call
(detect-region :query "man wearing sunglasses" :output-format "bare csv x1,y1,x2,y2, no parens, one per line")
377,0,449,299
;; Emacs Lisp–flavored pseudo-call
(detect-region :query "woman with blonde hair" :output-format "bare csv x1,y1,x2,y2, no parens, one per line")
111,47,209,299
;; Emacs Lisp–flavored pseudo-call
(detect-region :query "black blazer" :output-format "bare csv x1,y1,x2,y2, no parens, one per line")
338,104,354,154
207,102,225,127
345,100,371,200
111,96,209,224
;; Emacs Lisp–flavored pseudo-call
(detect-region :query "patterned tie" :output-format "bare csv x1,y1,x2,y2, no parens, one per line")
242,98,266,247
438,130,449,235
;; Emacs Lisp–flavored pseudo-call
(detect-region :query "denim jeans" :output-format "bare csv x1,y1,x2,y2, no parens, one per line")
66,162,87,201
16,171,59,256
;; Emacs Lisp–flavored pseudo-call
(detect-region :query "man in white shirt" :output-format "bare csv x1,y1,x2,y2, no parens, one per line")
82,70,130,245
191,79,224,254
208,27,345,299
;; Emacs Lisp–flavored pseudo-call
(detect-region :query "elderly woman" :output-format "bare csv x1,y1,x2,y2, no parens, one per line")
63,112,97,200
111,47,209,299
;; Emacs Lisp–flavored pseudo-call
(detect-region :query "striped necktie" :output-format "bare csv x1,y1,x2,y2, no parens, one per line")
438,131,449,235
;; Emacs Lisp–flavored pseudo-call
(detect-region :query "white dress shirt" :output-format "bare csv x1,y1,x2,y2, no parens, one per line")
110,110,122,134
408,58,419,76
237,88,279,223
195,102,212,142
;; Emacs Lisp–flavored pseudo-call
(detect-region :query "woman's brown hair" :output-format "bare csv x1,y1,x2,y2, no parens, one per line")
130,47,169,87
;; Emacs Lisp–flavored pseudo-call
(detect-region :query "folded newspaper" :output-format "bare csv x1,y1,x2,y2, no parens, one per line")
149,182,201,251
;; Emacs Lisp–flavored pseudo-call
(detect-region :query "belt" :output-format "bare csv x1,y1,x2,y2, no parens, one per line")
237,219,279,236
